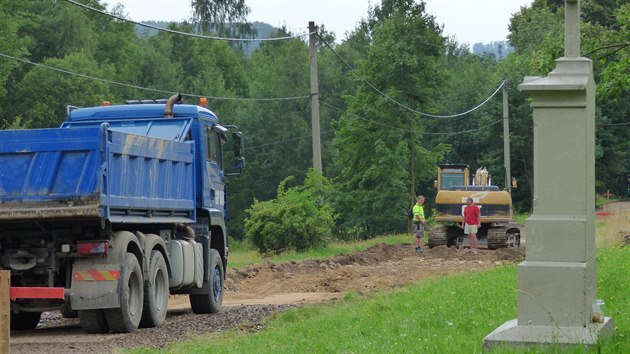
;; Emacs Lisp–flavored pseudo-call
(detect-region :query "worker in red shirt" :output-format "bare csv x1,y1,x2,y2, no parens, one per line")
462,197,481,254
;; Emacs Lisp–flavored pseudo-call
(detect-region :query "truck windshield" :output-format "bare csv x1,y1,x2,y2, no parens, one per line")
441,173,465,190
62,118,192,141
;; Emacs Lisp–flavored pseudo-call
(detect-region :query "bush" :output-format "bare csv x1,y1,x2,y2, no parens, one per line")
245,171,335,255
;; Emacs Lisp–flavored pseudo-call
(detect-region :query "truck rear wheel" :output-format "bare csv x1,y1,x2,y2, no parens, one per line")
105,252,144,333
61,302,78,318
78,309,109,333
10,311,41,331
190,248,224,314
140,250,169,328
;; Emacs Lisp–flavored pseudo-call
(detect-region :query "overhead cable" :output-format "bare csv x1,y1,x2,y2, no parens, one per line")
247,130,334,150
63,0,310,42
319,99,503,136
599,121,630,126
0,52,309,102
317,33,505,119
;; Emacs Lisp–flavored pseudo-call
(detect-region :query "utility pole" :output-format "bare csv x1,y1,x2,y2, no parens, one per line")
309,21,322,174
502,80,511,191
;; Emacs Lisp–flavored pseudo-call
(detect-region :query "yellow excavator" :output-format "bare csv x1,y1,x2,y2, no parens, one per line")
427,164,520,249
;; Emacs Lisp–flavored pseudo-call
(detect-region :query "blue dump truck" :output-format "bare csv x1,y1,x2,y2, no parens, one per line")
0,94,244,333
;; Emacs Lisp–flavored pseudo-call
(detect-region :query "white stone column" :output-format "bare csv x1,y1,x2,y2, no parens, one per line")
483,0,614,349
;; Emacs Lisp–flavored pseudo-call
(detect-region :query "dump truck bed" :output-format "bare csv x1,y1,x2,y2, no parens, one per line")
0,124,195,223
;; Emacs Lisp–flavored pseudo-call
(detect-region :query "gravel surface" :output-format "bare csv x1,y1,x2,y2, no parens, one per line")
11,304,297,354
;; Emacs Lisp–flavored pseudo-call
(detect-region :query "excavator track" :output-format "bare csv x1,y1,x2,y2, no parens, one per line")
428,226,447,248
487,225,521,249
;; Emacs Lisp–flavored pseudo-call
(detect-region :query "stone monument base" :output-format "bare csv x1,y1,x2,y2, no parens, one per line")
483,317,614,351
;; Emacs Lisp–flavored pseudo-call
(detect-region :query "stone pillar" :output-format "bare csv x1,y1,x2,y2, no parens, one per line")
484,0,614,349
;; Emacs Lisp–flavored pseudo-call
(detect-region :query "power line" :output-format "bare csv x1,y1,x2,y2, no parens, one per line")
63,0,310,42
246,130,334,150
0,52,309,102
317,32,505,119
319,99,503,136
598,121,630,126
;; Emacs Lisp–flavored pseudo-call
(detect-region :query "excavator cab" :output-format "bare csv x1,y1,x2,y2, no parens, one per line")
436,164,470,190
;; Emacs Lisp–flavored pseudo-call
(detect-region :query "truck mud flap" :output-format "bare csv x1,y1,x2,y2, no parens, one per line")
70,262,121,310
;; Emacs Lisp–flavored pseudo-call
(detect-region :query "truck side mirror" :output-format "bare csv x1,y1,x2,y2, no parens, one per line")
232,131,245,171
232,131,244,158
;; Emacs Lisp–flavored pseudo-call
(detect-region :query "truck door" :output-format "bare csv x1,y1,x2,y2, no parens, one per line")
203,125,225,211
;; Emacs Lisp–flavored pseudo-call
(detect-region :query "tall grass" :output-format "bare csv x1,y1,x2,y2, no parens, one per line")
596,210,629,248
133,247,629,354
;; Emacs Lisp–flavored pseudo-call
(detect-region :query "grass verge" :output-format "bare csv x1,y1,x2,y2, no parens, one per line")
227,234,410,269
131,246,629,354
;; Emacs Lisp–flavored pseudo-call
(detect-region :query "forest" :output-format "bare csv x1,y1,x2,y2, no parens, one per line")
2,0,630,241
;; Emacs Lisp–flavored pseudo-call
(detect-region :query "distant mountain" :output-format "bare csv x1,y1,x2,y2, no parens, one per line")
134,21,280,55
472,41,514,59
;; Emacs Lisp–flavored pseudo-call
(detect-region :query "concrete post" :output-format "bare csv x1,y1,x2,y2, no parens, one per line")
502,81,511,191
484,0,614,349
309,21,323,174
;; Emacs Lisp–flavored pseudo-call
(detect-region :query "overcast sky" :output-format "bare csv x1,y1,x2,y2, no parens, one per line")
110,0,534,45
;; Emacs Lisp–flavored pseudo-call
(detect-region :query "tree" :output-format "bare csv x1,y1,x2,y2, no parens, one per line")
12,52,110,128
0,0,30,124
190,0,254,38
331,0,448,237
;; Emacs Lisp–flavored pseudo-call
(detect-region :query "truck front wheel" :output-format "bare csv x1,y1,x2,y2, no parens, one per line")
140,250,169,328
190,248,224,314
105,252,144,333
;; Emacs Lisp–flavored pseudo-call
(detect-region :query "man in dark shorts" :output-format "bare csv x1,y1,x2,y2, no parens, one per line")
412,195,426,253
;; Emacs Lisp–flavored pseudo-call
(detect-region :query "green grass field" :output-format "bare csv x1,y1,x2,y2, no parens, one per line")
227,234,410,269
130,241,628,353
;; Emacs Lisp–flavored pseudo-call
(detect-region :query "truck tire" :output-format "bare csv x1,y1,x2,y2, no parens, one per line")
10,311,41,331
190,248,224,314
105,252,144,333
61,299,78,318
78,309,109,333
140,250,169,328
61,307,78,318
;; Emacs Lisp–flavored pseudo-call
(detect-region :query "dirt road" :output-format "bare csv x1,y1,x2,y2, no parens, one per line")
9,243,524,354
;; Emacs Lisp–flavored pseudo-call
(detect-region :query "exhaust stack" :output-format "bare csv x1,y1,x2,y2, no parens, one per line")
164,93,182,118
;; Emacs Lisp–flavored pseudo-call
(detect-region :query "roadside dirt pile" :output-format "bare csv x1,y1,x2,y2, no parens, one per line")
224,243,524,304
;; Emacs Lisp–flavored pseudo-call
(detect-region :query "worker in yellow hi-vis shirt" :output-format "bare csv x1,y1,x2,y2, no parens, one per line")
412,195,426,253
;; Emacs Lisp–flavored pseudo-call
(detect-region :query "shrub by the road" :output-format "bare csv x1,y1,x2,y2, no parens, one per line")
245,171,335,254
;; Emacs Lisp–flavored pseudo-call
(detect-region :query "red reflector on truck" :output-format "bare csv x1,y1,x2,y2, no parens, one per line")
77,241,108,255
10,287,65,300
74,270,120,281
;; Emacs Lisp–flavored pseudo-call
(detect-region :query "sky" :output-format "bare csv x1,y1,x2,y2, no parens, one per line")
110,0,534,45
